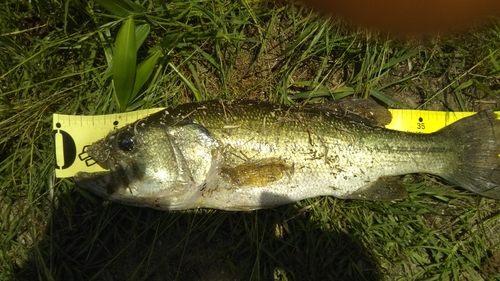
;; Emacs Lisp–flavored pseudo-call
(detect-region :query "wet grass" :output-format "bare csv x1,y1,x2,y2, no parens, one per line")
2,0,500,280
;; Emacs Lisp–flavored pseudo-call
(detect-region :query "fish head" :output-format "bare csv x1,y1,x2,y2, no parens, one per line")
75,118,214,210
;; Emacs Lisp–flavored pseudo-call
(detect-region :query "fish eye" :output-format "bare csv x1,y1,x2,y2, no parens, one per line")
117,132,135,152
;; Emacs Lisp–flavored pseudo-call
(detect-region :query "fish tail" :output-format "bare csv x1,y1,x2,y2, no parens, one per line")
440,110,500,199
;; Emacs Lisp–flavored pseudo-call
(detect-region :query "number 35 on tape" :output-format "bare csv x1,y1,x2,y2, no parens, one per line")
384,109,479,133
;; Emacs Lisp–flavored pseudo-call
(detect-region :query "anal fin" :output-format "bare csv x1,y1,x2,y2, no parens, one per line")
345,176,407,201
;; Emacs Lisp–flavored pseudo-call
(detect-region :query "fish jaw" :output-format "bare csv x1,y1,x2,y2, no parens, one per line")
74,170,205,210
74,171,114,198
86,135,114,163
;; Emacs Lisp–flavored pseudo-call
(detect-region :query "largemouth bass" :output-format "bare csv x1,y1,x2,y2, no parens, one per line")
74,99,500,211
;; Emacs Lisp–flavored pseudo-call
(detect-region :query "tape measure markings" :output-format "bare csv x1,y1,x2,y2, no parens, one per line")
385,109,477,133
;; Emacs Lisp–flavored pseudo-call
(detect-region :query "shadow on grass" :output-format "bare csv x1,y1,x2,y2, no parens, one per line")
15,190,381,281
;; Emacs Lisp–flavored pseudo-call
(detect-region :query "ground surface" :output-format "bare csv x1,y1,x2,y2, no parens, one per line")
2,0,500,280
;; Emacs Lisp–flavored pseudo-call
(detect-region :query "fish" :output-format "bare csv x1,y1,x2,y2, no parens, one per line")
74,99,500,211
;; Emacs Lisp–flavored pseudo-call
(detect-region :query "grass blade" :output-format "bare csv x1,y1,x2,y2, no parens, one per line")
168,62,202,101
381,51,418,71
454,91,467,111
473,79,496,96
332,86,355,99
454,79,474,92
370,89,407,108
113,17,137,111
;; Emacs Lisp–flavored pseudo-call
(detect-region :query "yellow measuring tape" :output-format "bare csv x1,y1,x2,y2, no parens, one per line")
52,108,489,178
384,109,476,133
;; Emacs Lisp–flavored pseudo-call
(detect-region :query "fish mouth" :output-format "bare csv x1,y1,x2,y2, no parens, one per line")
74,171,114,198
75,156,131,195
75,147,125,191
84,136,118,173
86,138,113,163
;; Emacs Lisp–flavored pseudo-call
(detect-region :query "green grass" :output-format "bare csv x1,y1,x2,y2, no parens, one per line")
2,0,500,280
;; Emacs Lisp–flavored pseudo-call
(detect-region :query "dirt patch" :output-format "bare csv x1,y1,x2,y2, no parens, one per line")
482,251,500,276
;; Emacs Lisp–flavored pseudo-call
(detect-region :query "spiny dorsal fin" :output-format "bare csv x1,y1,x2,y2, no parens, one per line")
310,98,392,127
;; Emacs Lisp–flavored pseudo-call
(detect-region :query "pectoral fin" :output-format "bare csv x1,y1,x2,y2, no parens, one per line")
220,158,292,187
346,177,407,201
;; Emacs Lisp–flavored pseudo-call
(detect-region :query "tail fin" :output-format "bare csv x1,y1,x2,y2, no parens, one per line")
440,110,500,199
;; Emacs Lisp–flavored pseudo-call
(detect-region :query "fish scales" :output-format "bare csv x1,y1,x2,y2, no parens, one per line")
182,101,451,197
74,99,500,211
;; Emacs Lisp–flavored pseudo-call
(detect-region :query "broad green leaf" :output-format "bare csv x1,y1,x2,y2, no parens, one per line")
135,24,150,51
94,0,146,17
131,50,162,101
113,17,137,111
103,25,150,80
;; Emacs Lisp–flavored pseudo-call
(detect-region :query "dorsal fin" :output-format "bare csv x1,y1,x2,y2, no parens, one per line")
310,98,392,127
